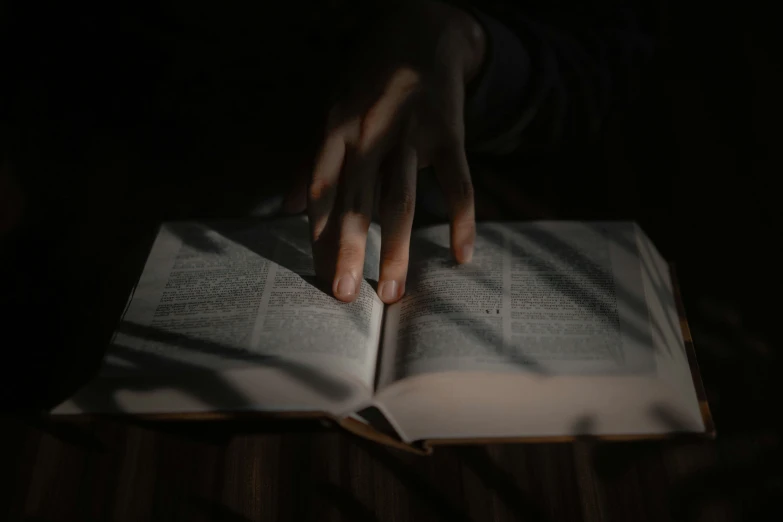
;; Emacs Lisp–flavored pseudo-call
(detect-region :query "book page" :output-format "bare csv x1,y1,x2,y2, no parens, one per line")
378,222,656,388
372,222,704,442
56,217,383,415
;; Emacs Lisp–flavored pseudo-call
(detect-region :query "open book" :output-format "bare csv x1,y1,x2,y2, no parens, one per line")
53,217,713,452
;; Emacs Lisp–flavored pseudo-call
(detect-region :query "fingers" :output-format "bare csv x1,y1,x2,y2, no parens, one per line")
309,69,422,302
330,151,380,302
308,129,347,244
432,142,475,264
308,120,385,302
431,73,474,264
378,144,417,304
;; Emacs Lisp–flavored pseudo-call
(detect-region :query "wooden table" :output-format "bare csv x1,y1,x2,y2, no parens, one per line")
0,413,765,522
3,3,782,520
2,160,780,522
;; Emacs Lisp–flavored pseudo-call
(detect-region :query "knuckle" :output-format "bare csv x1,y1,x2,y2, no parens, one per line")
343,190,369,214
341,205,373,231
308,178,333,203
337,234,364,259
382,248,409,269
358,112,385,152
385,188,416,217
337,241,365,264
454,202,477,223
449,180,474,202
390,67,421,93
358,103,401,153
398,189,416,214
453,218,476,233
360,108,383,138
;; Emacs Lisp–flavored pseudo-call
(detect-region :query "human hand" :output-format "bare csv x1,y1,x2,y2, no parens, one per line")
301,0,486,303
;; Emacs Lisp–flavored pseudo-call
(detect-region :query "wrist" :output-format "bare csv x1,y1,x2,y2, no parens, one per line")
460,9,531,151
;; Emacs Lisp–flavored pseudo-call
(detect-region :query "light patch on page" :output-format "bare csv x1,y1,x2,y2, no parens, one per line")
106,217,384,388
380,222,656,387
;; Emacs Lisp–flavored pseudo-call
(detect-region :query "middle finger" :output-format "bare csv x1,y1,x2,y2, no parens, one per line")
331,148,380,302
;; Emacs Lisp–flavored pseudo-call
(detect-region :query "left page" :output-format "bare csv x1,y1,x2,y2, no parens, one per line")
54,216,384,416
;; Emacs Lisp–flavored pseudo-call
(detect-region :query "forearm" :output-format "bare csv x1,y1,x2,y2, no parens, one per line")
460,1,657,155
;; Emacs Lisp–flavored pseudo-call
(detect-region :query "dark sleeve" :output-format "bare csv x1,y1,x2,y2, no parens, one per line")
462,1,657,156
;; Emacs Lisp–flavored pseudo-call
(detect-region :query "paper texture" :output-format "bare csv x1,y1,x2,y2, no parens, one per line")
374,222,704,442
379,222,656,387
55,217,383,415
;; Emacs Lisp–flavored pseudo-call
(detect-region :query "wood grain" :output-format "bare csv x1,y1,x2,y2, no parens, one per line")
3,2,782,521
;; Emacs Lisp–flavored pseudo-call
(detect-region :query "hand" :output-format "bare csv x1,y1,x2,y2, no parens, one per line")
302,0,486,303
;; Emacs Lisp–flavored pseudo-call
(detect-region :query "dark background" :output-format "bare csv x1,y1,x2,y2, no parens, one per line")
1,0,781,520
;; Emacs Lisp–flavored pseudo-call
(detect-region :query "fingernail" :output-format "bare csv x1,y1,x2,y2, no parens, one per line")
460,243,474,263
379,280,399,302
335,275,357,298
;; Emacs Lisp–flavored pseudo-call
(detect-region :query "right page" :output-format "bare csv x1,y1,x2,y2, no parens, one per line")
375,222,705,443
